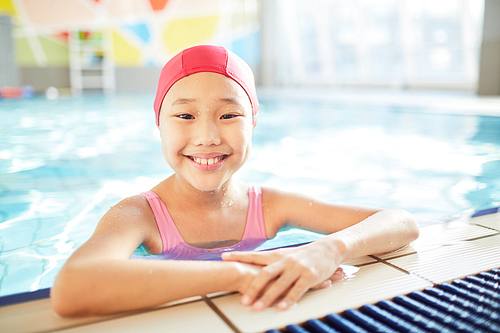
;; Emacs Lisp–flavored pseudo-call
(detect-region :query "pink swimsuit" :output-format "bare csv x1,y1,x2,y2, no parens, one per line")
138,186,267,260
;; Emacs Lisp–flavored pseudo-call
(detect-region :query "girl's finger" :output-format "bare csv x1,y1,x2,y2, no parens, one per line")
251,269,300,311
311,267,344,289
278,267,344,308
276,276,311,311
330,267,344,281
240,261,285,306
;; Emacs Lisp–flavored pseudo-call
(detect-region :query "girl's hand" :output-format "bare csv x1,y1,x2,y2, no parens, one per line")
229,261,262,294
222,242,345,311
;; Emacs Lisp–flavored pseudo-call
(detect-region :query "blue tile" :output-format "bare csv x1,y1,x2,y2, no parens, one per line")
471,207,499,218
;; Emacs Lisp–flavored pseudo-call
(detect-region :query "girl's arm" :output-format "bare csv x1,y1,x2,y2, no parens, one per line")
222,187,420,311
51,196,259,317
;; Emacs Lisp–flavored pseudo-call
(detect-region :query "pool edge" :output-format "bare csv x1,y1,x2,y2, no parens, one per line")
1,206,498,308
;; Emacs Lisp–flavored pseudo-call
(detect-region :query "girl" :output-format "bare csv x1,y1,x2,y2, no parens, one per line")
51,45,419,317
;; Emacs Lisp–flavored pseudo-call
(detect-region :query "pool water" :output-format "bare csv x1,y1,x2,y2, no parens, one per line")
0,92,499,297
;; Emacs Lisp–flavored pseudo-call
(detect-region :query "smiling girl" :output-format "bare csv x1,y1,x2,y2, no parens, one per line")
51,45,419,317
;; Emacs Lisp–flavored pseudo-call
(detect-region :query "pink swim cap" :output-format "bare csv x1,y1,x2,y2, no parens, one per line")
153,45,259,127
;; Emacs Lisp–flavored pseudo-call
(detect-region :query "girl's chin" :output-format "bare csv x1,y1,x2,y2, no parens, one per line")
169,161,245,192
182,176,232,193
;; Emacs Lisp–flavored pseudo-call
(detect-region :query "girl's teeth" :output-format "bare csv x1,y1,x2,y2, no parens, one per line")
192,157,221,165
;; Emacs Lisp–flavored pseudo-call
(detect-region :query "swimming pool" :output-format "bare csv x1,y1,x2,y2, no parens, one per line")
1,91,499,297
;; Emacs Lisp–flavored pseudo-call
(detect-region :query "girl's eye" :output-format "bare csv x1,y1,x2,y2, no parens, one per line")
177,114,194,120
220,114,238,120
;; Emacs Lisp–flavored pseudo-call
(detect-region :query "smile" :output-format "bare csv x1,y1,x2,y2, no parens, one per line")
189,155,227,165
186,154,229,171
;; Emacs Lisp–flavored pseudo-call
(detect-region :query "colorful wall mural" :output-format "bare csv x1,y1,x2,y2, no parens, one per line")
0,0,260,69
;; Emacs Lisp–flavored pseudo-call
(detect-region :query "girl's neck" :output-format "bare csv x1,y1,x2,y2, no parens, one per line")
161,175,245,210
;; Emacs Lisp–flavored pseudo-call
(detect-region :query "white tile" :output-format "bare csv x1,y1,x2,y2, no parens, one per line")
0,295,203,333
212,263,431,333
59,300,233,333
0,298,121,333
471,212,500,231
388,234,500,284
375,220,498,260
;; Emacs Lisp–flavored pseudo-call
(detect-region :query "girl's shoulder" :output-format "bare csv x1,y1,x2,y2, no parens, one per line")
109,194,155,217
260,187,317,236
97,194,162,254
261,186,316,208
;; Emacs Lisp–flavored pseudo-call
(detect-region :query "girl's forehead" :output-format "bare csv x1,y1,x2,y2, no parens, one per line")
165,72,251,105
170,72,238,89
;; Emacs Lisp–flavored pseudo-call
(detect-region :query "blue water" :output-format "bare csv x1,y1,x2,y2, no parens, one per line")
0,92,499,297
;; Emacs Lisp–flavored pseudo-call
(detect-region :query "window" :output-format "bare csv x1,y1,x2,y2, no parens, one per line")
261,0,484,90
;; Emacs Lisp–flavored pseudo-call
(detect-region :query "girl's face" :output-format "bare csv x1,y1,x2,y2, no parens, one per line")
158,72,253,192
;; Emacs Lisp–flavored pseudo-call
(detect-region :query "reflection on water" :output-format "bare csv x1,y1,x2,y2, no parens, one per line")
247,100,500,224
0,93,499,297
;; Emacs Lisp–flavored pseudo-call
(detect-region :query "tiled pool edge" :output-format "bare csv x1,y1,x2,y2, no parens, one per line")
0,288,51,307
0,206,498,310
0,206,498,333
471,207,499,218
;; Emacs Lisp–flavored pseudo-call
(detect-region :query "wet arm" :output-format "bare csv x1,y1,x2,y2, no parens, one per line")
51,197,258,317
262,188,419,257
51,255,251,316
319,208,419,262
223,190,420,311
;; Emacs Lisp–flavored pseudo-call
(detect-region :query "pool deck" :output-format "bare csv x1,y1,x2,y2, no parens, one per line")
1,209,499,332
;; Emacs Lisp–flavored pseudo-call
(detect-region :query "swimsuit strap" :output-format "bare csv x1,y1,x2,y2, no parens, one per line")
244,185,267,240
141,186,266,255
140,191,176,253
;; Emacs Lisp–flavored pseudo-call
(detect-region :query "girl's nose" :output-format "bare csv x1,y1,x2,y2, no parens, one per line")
192,120,221,146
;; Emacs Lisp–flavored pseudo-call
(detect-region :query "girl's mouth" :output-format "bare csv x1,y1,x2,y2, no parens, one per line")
186,154,229,171
188,155,228,165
